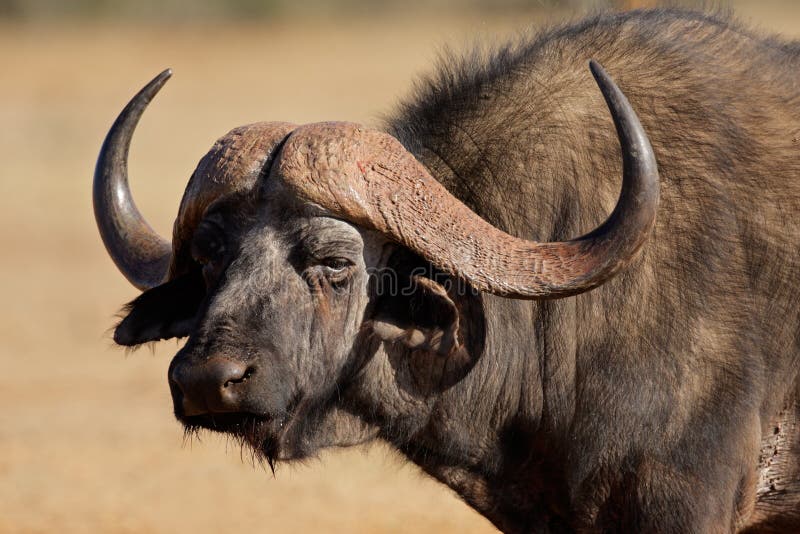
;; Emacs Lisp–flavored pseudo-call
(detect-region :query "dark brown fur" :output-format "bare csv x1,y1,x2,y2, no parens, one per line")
382,8,800,532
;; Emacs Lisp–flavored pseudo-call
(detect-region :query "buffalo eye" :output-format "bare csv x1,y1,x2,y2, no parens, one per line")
321,257,352,272
191,221,227,286
305,257,353,290
320,257,353,283
191,222,226,266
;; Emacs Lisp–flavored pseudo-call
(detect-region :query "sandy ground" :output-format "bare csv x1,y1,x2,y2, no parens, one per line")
1,2,799,533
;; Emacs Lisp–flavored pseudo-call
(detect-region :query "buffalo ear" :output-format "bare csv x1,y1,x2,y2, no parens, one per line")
114,269,205,346
371,275,461,356
370,274,483,391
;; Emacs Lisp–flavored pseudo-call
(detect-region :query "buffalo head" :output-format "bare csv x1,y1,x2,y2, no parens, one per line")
93,62,658,463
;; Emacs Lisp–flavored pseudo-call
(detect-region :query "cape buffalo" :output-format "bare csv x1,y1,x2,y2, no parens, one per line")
94,9,800,533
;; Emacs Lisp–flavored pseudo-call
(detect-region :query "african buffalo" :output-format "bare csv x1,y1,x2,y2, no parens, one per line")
94,9,800,533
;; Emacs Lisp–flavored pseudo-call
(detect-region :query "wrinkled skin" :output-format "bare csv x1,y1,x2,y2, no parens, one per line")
110,9,800,534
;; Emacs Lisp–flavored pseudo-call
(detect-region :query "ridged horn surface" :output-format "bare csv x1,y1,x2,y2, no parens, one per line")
275,61,660,299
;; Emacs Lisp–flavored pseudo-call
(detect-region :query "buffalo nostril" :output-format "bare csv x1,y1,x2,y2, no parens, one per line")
223,366,255,388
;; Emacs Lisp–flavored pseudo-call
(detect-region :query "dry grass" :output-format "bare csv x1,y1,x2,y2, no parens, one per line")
1,3,799,532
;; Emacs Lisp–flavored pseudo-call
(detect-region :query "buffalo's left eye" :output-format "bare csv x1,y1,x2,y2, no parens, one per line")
314,257,353,288
321,257,352,272
193,240,225,266
192,224,226,266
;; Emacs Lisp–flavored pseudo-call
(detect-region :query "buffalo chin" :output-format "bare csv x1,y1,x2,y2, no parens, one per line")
179,412,285,468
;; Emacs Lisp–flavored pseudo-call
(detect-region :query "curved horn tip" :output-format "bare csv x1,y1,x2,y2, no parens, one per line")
588,59,605,80
588,60,629,118
142,68,173,98
588,60,622,99
587,59,653,150
124,69,173,108
590,58,659,176
154,68,173,85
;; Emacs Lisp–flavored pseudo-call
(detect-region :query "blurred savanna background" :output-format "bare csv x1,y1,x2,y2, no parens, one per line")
2,0,799,532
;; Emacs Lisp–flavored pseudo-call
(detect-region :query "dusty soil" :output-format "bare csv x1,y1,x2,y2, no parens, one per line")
1,3,798,532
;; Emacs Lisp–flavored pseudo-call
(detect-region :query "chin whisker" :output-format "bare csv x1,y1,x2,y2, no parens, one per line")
179,413,278,471
182,423,204,449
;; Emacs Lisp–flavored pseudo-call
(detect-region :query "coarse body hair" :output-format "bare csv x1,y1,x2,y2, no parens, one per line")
369,8,800,531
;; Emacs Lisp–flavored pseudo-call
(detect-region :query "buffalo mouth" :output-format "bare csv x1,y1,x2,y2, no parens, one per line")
180,412,280,468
